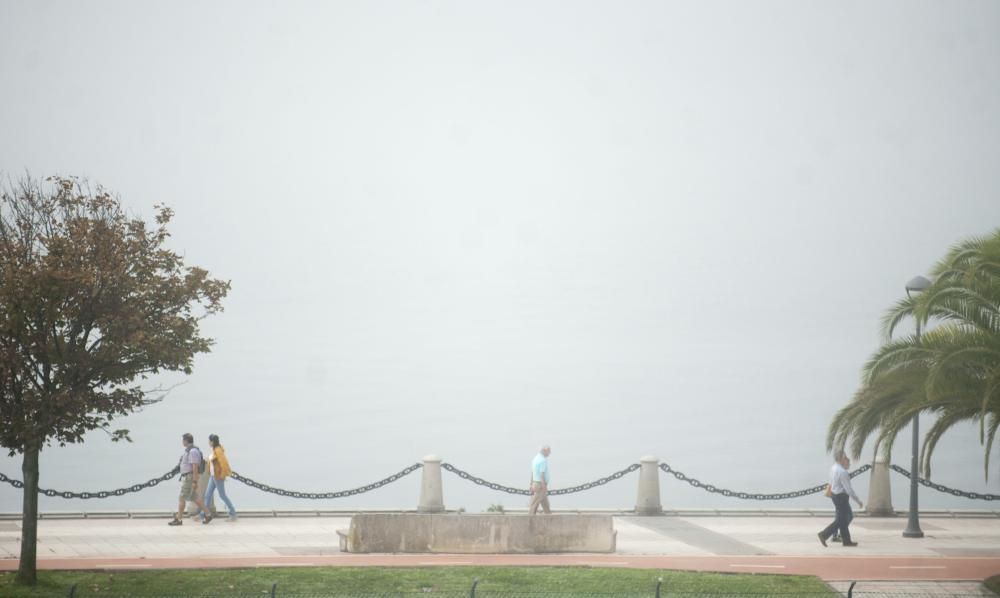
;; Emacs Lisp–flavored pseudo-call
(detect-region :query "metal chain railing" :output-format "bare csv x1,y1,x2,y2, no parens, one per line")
441,463,641,496
658,462,872,501
0,467,179,499
229,463,423,499
889,464,999,501
2,461,998,503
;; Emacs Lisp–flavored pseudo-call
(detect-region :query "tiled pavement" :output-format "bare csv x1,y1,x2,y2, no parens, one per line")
614,515,1000,558
827,580,995,596
11,514,994,561
1,514,998,595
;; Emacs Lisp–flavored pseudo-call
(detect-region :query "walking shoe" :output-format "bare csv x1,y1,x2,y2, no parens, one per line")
226,515,238,522
817,532,827,547
842,541,859,547
168,518,182,526
202,514,214,524
831,535,842,543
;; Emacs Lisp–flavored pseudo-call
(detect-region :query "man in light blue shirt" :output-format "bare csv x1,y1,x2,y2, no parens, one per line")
529,445,552,515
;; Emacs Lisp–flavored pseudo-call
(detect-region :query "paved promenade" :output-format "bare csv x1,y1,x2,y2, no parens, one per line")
1,512,998,594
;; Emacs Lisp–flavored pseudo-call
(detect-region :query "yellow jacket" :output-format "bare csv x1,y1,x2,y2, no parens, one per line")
211,446,232,480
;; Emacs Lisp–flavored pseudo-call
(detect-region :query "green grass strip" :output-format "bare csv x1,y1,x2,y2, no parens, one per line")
985,574,1000,596
0,566,835,597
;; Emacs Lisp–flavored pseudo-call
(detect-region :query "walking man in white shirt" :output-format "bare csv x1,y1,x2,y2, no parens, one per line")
529,445,552,515
818,450,863,547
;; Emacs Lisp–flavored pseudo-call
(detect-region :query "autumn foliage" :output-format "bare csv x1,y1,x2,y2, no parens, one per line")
0,176,228,584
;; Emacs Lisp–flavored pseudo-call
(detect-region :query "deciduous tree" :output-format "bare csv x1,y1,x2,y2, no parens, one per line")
0,176,229,585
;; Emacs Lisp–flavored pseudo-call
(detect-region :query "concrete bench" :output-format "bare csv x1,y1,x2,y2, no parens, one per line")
340,513,616,553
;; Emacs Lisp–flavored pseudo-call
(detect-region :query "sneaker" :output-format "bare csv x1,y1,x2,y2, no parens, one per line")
817,532,827,547
168,518,182,526
202,514,214,525
831,535,842,543
842,541,859,547
226,515,238,522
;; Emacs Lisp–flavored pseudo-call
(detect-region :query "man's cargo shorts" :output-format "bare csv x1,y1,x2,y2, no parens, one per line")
179,474,197,502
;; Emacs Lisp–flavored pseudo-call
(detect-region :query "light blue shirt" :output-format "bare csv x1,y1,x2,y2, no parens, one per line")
532,453,550,484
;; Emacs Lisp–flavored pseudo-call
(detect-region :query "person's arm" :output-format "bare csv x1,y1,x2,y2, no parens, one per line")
191,450,200,483
839,468,862,507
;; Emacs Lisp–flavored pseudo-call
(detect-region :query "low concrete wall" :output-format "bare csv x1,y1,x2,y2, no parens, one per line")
342,513,616,553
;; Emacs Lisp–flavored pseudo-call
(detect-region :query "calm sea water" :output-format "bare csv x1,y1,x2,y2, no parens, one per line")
1,357,996,514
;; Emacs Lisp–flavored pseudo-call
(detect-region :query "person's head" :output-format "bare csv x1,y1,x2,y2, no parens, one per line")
540,445,551,457
833,449,849,468
182,433,194,447
208,434,220,448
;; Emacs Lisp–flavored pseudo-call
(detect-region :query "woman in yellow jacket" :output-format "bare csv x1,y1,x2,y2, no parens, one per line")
203,434,237,522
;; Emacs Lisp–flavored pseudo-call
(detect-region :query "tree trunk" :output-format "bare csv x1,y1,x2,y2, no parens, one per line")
15,445,39,585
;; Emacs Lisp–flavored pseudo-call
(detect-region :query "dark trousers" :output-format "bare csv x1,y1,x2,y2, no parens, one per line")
820,493,853,543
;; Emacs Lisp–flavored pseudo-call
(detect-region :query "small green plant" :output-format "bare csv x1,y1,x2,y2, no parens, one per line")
984,574,1000,595
486,504,505,513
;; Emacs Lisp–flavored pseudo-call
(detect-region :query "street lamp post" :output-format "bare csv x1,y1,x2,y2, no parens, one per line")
903,275,931,539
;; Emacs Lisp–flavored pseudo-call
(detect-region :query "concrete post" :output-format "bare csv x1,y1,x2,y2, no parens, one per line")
866,455,894,516
634,455,663,515
418,454,445,513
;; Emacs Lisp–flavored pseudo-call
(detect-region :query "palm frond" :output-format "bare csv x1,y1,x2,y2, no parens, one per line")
833,229,1000,476
882,297,917,341
863,336,932,384
920,404,981,478
984,414,1000,481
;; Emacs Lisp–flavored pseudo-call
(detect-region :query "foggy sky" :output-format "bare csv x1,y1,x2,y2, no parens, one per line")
1,1,999,511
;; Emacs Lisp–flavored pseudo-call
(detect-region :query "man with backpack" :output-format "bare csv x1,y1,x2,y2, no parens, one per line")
169,433,213,526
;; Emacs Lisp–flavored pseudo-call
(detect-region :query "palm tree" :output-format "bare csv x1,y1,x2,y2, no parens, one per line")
828,228,1000,479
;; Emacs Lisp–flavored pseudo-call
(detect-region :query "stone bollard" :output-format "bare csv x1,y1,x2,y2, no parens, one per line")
634,455,663,515
418,454,445,513
866,455,894,516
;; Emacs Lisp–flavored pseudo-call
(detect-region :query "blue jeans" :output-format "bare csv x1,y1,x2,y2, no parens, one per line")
204,477,236,517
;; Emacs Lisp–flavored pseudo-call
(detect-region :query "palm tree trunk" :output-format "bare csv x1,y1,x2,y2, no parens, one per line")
15,445,39,585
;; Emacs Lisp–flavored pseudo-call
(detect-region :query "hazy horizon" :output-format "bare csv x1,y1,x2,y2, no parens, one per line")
1,0,999,513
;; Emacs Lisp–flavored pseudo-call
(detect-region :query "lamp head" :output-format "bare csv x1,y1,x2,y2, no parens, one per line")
906,275,931,296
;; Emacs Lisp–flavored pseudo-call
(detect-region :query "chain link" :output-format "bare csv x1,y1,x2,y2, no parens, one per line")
0,472,24,490
658,462,872,501
441,463,641,496
229,463,423,499
2,461,997,503
0,467,179,499
889,464,998,501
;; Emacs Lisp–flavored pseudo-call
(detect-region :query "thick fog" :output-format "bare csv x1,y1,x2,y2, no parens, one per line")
1,1,999,513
